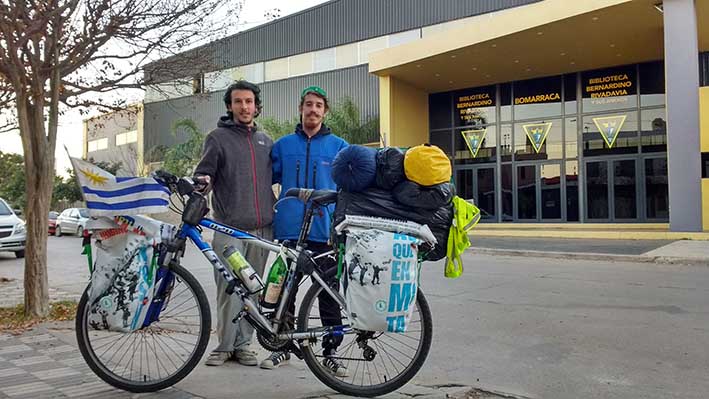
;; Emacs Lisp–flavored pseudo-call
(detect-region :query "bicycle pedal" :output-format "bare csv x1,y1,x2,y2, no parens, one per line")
288,342,304,360
232,310,248,324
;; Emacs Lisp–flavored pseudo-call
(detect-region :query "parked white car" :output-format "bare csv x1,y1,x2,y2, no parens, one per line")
0,198,26,258
55,208,90,237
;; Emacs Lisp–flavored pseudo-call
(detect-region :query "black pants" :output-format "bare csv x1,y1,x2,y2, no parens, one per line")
287,241,343,355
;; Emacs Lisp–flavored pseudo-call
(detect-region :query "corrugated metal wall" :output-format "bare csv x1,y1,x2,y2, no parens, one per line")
146,0,541,82
143,65,378,152
701,52,709,87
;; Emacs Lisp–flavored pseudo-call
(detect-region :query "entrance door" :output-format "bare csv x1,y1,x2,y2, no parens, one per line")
515,162,563,221
584,158,640,221
455,166,496,220
540,163,563,220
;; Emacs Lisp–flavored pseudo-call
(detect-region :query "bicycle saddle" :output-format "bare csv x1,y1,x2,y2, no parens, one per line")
285,188,338,206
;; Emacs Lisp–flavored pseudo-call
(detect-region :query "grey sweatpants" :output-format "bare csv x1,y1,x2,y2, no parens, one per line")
211,225,272,353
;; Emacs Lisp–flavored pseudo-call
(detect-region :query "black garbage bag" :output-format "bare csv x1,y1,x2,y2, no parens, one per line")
393,181,454,210
334,188,452,261
374,147,405,190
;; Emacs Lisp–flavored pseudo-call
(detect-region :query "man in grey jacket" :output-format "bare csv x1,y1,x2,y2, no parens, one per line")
194,80,274,367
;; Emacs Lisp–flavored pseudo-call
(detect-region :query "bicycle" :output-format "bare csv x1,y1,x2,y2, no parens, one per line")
75,170,433,397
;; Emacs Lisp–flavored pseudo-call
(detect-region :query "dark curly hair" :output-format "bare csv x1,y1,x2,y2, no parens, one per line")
223,80,262,117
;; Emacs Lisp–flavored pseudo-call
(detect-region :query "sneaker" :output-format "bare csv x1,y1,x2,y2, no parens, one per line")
259,351,291,369
322,355,349,377
232,349,258,366
205,351,231,366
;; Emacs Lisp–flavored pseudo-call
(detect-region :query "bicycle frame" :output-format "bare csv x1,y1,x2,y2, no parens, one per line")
171,216,349,342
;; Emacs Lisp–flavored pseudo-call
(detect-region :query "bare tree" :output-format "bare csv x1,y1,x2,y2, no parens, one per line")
0,0,243,317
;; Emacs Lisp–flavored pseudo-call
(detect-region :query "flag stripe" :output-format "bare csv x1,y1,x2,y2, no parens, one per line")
82,184,169,198
83,191,169,205
86,198,169,210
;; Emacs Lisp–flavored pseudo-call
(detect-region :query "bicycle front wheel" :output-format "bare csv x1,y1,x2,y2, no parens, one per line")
298,278,433,397
75,264,211,393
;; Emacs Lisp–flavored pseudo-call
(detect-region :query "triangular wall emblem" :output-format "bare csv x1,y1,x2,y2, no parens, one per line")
592,115,627,148
461,129,487,158
522,122,552,153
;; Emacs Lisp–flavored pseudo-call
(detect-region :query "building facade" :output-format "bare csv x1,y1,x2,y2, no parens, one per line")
83,104,144,176
140,0,708,230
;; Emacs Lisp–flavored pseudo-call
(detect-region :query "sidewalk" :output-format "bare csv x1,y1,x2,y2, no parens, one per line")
0,322,507,399
469,236,709,266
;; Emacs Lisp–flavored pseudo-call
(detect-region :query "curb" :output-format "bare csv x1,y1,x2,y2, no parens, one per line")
470,247,709,266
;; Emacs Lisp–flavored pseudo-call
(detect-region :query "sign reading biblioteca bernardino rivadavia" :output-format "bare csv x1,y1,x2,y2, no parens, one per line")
455,85,495,126
583,65,635,103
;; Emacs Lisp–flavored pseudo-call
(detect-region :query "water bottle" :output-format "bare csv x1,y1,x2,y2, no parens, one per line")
261,251,288,308
223,246,264,294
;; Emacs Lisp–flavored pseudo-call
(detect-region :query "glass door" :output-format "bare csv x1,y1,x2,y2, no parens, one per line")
516,164,537,221
612,159,638,220
643,156,669,221
540,163,563,220
584,158,641,221
455,166,497,221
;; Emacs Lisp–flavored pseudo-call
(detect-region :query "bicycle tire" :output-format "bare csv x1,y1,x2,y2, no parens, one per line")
297,274,433,397
76,264,211,393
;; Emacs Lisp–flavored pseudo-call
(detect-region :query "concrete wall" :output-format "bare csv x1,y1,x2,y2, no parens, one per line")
379,76,428,147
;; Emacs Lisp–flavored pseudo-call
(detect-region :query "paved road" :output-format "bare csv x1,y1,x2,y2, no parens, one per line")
1,236,709,398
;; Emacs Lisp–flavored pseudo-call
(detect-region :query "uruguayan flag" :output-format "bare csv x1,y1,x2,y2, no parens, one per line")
69,157,170,216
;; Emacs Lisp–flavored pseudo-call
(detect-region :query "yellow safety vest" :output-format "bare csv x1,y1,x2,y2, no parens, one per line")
445,196,481,278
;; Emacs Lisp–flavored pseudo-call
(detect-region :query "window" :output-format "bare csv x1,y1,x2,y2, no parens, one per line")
456,125,496,164
582,112,639,157
513,76,562,120
265,58,289,81
359,36,388,64
289,53,313,77
239,62,265,84
336,43,359,68
116,130,138,146
389,29,420,47
88,138,108,152
703,153,709,178
514,119,562,161
0,201,11,215
640,61,665,107
429,92,452,129
582,65,637,113
314,48,336,73
564,73,577,115
640,108,666,153
204,69,233,92
454,85,496,127
192,74,203,94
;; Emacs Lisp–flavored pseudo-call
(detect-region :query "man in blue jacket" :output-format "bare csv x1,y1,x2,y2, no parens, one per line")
260,86,349,377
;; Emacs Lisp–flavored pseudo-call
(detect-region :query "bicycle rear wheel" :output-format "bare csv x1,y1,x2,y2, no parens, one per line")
75,264,211,393
297,277,433,397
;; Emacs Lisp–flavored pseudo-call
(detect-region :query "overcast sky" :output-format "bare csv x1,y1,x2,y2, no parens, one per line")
0,0,329,176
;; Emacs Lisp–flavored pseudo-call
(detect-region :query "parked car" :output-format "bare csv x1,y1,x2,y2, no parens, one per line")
55,208,90,237
0,198,26,258
48,211,59,235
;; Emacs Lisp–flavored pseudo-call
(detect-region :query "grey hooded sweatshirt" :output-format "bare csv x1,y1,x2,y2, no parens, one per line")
194,116,274,230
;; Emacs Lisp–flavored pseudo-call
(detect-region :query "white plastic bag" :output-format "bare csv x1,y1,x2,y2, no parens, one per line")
87,216,174,332
343,228,419,333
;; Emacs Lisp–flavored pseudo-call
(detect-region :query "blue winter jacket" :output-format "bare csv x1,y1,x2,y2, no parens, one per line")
272,124,349,242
